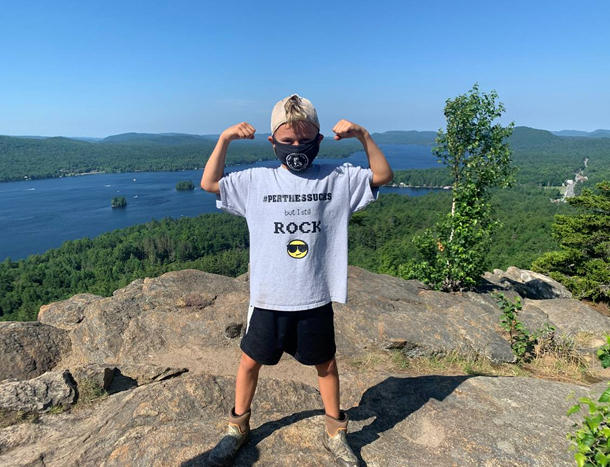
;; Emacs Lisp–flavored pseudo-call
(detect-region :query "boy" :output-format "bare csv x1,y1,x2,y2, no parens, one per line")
201,94,393,466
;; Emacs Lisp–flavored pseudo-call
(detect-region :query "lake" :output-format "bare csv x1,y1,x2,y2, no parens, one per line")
0,144,445,261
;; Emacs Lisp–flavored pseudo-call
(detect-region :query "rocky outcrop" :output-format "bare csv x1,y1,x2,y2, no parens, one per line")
0,322,71,382
0,371,606,466
1,265,609,466
4,267,609,379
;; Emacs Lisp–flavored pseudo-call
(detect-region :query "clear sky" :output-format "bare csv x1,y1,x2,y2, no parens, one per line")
1,0,608,137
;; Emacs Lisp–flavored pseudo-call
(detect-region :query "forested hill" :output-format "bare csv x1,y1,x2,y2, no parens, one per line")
0,133,361,182
2,127,610,185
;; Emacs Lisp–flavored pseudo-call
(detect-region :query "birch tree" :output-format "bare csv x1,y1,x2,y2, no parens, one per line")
401,84,515,291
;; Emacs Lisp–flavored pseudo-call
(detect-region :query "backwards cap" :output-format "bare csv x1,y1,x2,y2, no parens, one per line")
270,94,320,135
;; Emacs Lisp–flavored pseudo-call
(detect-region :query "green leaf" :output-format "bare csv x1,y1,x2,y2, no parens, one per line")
568,404,582,415
574,452,586,467
595,452,609,467
587,414,603,431
581,432,596,448
600,388,610,403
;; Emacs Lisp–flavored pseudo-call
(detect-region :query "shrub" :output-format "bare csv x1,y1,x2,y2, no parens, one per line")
567,384,610,467
494,292,555,363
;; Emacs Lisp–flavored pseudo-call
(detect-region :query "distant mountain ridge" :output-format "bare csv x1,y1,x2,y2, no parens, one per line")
7,127,610,146
101,133,213,145
552,129,610,138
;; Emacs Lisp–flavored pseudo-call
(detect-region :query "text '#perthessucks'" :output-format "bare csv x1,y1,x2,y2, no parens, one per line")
263,193,332,203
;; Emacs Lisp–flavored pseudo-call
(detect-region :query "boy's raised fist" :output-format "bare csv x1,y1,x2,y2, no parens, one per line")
332,120,367,141
221,122,256,142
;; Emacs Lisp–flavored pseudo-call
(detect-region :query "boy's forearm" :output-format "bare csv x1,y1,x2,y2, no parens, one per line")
201,136,230,194
357,132,393,186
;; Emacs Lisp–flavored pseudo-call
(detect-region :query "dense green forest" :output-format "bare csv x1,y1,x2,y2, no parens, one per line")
348,186,571,276
0,185,572,322
0,214,250,321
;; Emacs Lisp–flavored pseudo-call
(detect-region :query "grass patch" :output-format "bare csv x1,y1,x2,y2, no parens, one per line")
0,408,40,429
343,341,600,385
345,353,387,371
520,332,598,383
388,348,527,378
74,378,109,408
47,405,66,414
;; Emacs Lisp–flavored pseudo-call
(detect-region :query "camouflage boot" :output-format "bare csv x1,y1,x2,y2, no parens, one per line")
208,407,251,467
322,411,359,467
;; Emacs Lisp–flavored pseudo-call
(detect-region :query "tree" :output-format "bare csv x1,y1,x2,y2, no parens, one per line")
399,84,516,291
532,181,610,302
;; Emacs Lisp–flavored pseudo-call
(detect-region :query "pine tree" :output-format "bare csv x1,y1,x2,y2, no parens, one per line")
532,181,610,302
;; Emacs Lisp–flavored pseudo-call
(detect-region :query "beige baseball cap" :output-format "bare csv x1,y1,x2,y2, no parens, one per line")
270,94,320,135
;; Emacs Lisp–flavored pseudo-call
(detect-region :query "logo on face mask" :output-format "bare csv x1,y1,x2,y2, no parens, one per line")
285,153,309,171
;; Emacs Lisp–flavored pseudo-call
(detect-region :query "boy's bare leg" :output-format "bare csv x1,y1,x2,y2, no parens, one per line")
235,351,262,415
315,357,340,418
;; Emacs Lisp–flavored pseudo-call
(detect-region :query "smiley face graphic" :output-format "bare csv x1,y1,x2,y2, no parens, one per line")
287,239,309,259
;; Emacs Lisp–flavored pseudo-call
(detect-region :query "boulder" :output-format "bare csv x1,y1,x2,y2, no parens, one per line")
0,370,76,413
38,293,103,331
341,267,516,363
523,298,610,336
70,364,116,391
482,267,573,299
0,322,71,382
62,269,249,366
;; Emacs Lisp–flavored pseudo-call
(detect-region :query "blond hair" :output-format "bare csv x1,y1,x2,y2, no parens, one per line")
283,95,309,125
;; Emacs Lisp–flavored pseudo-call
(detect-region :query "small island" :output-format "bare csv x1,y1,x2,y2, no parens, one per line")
111,196,127,208
176,180,195,191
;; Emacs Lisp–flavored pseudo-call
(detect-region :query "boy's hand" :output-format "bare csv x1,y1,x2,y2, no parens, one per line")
332,120,368,142
220,122,256,143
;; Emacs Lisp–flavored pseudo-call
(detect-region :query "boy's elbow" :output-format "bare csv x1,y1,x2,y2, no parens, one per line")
372,170,394,187
201,180,220,194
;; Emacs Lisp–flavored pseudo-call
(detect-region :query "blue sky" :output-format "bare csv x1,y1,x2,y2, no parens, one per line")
1,0,608,137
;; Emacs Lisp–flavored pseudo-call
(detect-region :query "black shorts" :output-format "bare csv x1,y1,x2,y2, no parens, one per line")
240,302,336,366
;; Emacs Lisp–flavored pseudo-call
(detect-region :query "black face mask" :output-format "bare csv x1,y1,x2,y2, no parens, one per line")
272,133,320,172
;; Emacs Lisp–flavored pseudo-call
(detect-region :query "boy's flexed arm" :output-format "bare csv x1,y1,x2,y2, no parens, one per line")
333,120,393,187
200,122,256,194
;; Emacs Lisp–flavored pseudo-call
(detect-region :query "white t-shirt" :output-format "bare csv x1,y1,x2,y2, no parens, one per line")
217,163,378,311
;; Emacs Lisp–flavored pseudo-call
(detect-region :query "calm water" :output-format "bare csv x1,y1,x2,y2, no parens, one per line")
1,144,444,261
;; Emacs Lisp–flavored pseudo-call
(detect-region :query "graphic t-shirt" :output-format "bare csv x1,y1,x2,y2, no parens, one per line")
217,163,378,311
